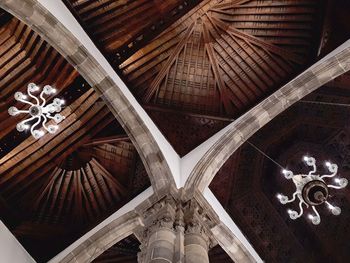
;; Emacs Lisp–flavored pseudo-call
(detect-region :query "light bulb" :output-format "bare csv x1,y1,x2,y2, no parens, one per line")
325,161,331,167
53,98,61,105
27,83,36,90
288,210,298,220
278,194,288,204
14,92,25,101
16,123,26,132
312,216,320,225
282,169,293,179
43,85,54,95
331,206,341,216
304,156,315,166
47,125,58,134
8,107,19,116
53,114,64,123
338,178,348,187
33,130,44,139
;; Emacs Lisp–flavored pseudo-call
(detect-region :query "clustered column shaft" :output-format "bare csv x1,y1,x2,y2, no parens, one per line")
137,195,216,263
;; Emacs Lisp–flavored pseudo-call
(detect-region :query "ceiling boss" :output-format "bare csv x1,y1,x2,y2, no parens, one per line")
8,83,65,139
277,156,348,225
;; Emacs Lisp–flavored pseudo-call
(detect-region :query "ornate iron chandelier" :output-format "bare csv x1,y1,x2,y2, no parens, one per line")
277,156,348,225
8,83,65,139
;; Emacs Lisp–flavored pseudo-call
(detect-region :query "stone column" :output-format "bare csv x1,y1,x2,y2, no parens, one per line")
137,197,177,263
145,217,176,262
183,200,214,263
184,220,210,263
137,193,218,263
173,205,185,263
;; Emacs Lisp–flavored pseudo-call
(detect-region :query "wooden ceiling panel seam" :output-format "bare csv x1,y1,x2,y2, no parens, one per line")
122,27,188,80
208,26,263,98
119,23,189,69
80,163,105,215
87,1,154,30
33,166,62,210
0,33,16,56
74,0,130,16
92,157,128,196
143,22,196,103
209,14,305,64
79,0,139,21
203,22,243,111
89,161,115,206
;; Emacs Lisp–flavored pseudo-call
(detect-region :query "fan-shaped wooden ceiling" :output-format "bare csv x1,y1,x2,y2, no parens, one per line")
64,0,325,156
0,10,150,262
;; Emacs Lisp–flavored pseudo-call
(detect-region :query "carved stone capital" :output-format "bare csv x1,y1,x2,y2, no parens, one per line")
135,191,220,262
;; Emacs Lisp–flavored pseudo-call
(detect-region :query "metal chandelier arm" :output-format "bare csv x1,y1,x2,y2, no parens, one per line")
277,156,347,225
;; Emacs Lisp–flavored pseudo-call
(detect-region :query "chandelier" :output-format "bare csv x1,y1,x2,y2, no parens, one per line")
8,83,65,139
277,156,348,225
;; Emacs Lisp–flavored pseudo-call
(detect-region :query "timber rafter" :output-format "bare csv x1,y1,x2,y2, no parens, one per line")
63,0,205,63
120,0,321,118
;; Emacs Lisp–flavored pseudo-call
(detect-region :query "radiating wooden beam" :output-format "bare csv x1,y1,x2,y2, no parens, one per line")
143,22,195,103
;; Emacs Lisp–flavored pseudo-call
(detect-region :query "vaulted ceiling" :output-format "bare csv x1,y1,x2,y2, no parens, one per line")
2,0,349,262
64,0,325,156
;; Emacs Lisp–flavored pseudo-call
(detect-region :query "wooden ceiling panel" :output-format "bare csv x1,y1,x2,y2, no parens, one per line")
211,0,319,54
64,0,323,154
64,0,203,60
120,0,322,118
0,10,150,262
